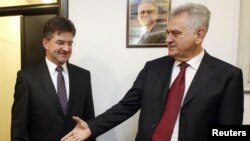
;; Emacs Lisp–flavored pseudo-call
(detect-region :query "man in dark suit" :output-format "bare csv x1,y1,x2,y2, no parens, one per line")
61,3,244,141
137,1,166,44
11,17,95,141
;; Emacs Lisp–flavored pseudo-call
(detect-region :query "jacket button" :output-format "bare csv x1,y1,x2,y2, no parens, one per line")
152,124,156,128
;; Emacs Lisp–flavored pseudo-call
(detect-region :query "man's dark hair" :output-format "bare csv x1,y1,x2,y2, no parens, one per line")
43,16,76,40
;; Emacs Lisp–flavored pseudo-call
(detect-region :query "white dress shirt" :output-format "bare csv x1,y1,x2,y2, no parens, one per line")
45,57,69,100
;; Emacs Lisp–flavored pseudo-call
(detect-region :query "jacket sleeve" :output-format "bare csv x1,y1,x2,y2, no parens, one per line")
11,71,30,141
86,63,147,137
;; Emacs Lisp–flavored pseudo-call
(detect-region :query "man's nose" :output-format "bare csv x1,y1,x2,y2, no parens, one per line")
166,34,173,43
62,44,71,51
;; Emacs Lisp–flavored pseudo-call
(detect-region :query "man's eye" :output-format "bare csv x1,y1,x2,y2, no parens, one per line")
68,42,73,46
55,41,73,47
56,41,65,45
171,31,181,36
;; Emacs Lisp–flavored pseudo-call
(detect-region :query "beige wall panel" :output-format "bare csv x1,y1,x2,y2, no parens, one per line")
0,16,21,141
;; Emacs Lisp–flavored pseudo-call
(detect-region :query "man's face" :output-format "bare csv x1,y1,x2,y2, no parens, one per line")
166,13,201,61
43,32,73,65
137,3,158,27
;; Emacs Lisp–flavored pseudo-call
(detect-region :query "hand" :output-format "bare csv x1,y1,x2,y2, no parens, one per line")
61,116,91,141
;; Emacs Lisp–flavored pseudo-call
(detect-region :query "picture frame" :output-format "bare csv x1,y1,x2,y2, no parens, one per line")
126,0,171,48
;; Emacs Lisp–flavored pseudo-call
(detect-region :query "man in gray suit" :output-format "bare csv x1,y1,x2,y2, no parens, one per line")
62,3,243,141
11,17,95,141
137,0,166,44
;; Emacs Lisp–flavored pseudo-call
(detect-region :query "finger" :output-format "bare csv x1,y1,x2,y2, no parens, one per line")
63,136,74,141
72,116,83,124
61,131,73,141
65,134,77,141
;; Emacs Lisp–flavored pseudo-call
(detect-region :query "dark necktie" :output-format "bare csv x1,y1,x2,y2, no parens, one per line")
56,66,67,115
152,62,189,141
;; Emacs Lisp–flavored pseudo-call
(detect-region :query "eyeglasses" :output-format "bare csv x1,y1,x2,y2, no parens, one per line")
139,9,156,15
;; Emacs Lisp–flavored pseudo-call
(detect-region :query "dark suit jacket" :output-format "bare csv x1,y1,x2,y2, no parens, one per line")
87,52,244,141
137,23,167,44
11,61,95,141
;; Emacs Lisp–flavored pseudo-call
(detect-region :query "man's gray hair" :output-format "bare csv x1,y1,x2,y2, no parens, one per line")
170,3,211,32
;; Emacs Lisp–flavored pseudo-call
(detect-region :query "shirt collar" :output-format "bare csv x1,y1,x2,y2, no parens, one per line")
45,57,68,74
174,49,205,70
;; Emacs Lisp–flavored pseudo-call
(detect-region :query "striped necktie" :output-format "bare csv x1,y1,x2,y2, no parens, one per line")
56,66,67,115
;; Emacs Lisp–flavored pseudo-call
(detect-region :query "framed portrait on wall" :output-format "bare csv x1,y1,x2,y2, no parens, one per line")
126,0,171,48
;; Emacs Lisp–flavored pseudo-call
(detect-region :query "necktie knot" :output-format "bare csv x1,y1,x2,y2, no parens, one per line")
56,66,63,73
179,62,188,72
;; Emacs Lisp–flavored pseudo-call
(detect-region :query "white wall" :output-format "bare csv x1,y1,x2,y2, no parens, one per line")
69,0,249,141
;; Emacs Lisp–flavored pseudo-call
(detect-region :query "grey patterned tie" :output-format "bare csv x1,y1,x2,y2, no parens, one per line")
56,66,67,115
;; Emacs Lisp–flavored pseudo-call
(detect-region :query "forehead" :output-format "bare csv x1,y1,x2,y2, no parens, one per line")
138,3,156,11
167,13,188,30
51,32,74,39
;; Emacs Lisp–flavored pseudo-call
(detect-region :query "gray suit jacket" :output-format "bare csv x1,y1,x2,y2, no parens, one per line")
87,52,243,141
11,61,95,141
137,23,167,44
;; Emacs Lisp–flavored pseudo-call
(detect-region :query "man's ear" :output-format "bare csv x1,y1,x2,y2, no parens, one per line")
195,28,206,44
42,38,49,49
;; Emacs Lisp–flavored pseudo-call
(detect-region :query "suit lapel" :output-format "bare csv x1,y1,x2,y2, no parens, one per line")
182,53,216,107
66,64,77,114
159,57,175,104
35,61,65,115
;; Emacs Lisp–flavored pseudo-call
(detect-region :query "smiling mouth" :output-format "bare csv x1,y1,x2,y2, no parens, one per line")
59,53,68,57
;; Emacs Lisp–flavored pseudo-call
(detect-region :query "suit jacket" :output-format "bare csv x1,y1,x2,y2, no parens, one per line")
137,23,167,44
87,52,244,141
11,61,95,141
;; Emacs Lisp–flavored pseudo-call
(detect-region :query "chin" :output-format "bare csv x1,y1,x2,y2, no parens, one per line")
58,59,68,64
168,52,177,58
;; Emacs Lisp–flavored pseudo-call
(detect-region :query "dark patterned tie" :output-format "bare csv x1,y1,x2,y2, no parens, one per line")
152,62,188,141
56,66,67,115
